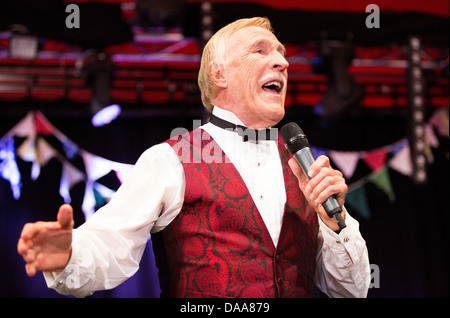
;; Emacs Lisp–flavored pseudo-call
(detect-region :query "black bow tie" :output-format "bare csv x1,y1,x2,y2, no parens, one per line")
209,114,278,142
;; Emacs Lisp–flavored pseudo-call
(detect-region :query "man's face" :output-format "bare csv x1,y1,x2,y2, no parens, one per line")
223,26,289,129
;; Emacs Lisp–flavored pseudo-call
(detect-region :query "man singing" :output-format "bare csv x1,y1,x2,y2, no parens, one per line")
18,17,370,298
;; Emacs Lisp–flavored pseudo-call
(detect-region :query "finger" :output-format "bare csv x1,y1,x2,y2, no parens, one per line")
305,166,334,194
308,155,331,178
25,262,37,277
17,237,31,256
17,238,24,255
307,168,346,201
24,248,37,263
314,180,347,206
57,204,74,230
288,158,308,186
20,222,40,241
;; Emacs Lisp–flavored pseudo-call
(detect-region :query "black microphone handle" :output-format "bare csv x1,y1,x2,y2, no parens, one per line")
292,147,346,230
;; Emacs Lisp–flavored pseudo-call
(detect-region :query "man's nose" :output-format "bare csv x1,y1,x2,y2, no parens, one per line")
272,53,289,72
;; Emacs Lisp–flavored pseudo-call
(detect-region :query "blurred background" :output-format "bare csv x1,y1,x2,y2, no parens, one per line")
0,0,448,298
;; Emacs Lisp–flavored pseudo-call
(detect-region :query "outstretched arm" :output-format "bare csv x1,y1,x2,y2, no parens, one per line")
17,143,185,298
17,204,73,277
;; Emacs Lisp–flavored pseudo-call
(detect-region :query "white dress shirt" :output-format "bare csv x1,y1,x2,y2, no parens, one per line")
44,107,371,298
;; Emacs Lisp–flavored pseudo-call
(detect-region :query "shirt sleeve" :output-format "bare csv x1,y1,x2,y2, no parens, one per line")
43,143,185,298
315,208,371,298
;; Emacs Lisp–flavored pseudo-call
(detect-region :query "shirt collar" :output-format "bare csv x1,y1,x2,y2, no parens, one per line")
209,106,278,142
211,106,247,127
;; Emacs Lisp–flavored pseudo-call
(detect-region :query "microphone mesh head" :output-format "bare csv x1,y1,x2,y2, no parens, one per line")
280,122,309,154
280,122,303,141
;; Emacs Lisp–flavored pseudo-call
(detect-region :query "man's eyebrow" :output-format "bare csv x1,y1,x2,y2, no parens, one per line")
249,38,286,56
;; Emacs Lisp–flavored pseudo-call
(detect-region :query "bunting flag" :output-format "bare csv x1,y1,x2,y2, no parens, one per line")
16,136,40,180
59,161,85,204
368,166,396,203
309,126,447,219
0,137,22,199
80,151,119,219
5,112,35,138
329,150,360,178
388,143,413,176
34,112,54,136
363,148,387,172
61,137,80,160
346,187,371,219
36,138,58,167
93,182,116,207
428,108,449,138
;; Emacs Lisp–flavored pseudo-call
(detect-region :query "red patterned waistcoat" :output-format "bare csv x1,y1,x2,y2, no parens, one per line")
152,128,318,298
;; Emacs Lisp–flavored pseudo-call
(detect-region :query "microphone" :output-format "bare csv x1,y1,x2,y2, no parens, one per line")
280,122,346,230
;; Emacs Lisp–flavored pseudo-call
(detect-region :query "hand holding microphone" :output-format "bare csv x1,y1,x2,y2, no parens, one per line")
281,122,347,231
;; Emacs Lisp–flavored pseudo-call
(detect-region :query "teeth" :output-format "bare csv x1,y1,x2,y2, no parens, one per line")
266,81,280,88
263,81,281,91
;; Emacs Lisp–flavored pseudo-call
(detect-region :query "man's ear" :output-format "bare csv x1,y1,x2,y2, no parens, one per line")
210,62,227,89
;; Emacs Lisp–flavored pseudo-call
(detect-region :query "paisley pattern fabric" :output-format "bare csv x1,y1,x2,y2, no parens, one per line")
155,129,318,298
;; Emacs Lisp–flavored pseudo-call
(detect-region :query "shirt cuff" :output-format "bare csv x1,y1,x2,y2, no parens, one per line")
42,235,93,298
318,207,364,266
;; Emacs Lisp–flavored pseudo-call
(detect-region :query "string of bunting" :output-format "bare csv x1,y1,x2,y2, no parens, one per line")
0,111,133,220
310,108,448,219
1,109,448,221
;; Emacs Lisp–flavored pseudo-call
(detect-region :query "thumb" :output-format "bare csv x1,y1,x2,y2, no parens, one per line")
57,204,74,230
288,158,308,188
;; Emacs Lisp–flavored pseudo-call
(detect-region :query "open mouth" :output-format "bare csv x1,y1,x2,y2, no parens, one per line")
262,81,282,93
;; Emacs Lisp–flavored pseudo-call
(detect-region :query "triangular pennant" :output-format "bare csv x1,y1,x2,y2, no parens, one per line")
428,108,449,138
81,182,117,220
82,180,96,220
93,182,116,208
34,112,53,135
346,186,371,219
61,137,80,160
6,111,35,138
30,161,41,181
388,139,408,156
363,148,387,172
36,137,57,166
0,137,22,199
388,144,413,177
16,136,41,180
425,123,439,149
81,151,114,182
17,137,59,181
329,150,360,178
93,185,108,208
59,161,85,203
368,167,395,202
16,136,36,162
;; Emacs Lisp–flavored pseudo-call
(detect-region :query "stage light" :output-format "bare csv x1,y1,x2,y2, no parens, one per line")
313,39,364,126
91,104,121,127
